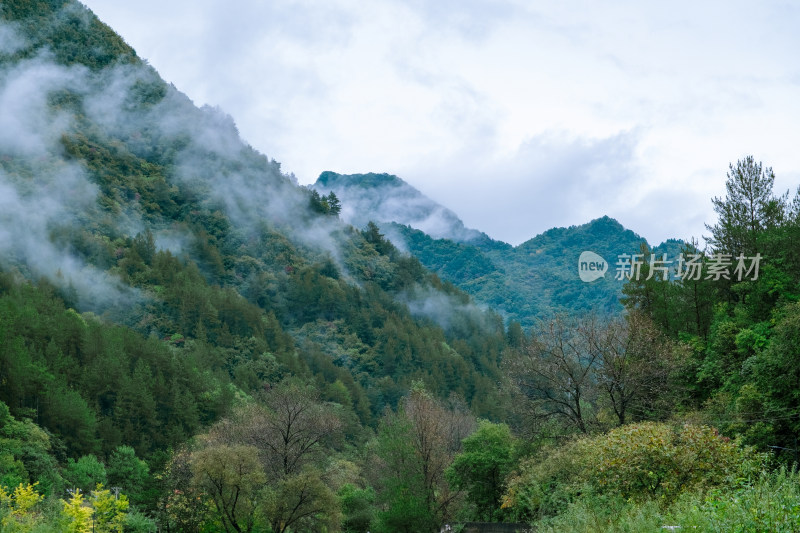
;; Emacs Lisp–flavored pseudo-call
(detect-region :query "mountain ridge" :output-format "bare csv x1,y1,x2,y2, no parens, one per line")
313,170,502,248
315,171,683,326
0,0,511,467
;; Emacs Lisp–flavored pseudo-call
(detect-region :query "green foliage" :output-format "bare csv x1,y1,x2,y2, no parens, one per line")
165,382,347,532
446,420,517,521
156,449,214,532
123,509,157,533
62,490,93,533
106,446,150,507
64,455,107,495
91,485,129,533
339,483,375,533
379,216,682,328
309,189,342,216
59,485,130,533
535,467,800,533
0,401,62,496
682,467,800,532
370,386,475,533
502,436,592,521
503,422,763,521
372,414,435,533
615,157,800,470
1,482,45,531
590,423,753,501
706,156,786,257
190,444,265,533
1,0,137,70
0,276,228,458
261,467,341,533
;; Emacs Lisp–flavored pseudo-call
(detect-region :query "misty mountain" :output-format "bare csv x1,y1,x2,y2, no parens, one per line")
0,0,513,459
393,217,684,327
313,171,505,249
316,172,683,326
7,3,800,532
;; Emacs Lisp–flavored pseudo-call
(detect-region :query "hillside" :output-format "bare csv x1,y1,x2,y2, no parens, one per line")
4,2,800,532
0,0,512,519
314,171,503,248
315,172,684,326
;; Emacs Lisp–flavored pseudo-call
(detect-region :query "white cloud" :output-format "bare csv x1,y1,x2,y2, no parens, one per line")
0,51,142,312
81,0,800,245
406,129,644,245
0,20,27,55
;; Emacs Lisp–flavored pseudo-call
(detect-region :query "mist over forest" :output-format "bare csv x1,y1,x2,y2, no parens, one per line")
2,2,800,532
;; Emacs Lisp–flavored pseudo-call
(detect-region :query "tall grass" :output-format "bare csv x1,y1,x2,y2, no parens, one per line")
535,467,800,532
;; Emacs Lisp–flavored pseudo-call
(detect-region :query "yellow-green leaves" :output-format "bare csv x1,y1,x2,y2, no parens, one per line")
1,482,45,531
63,490,93,533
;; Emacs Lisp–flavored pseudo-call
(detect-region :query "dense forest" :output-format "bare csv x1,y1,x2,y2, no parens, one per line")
2,1,800,532
494,156,800,532
314,172,685,327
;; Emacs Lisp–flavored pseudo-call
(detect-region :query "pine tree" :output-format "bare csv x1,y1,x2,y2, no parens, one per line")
706,156,787,257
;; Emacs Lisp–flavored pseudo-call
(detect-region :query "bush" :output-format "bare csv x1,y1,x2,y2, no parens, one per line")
503,422,763,520
591,422,756,501
502,437,593,521
124,509,157,533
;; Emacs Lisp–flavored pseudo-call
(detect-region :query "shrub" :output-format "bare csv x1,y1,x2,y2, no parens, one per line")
503,422,763,520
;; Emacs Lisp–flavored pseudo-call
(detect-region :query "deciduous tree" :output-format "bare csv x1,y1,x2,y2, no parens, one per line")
595,312,681,425
446,420,517,521
371,385,474,532
506,315,602,433
190,444,265,533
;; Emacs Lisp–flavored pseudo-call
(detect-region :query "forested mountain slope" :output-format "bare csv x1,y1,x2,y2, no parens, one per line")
313,171,499,247
4,2,800,532
0,0,511,508
315,173,683,326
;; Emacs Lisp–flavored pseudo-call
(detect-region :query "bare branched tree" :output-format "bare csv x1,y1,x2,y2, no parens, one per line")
594,311,679,425
368,384,476,529
404,387,475,517
506,312,682,435
506,314,602,433
210,380,342,479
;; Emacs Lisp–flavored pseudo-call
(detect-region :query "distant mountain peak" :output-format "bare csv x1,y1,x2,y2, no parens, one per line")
312,172,684,326
582,216,636,237
587,215,623,228
313,171,497,246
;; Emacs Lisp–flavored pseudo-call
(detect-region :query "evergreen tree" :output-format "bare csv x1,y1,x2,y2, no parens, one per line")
706,156,787,257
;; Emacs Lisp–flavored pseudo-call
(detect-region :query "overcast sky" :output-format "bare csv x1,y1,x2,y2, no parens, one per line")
82,0,800,246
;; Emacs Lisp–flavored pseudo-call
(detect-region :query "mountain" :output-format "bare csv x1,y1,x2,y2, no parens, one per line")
6,3,800,531
313,171,505,250
0,0,511,472
316,172,684,326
